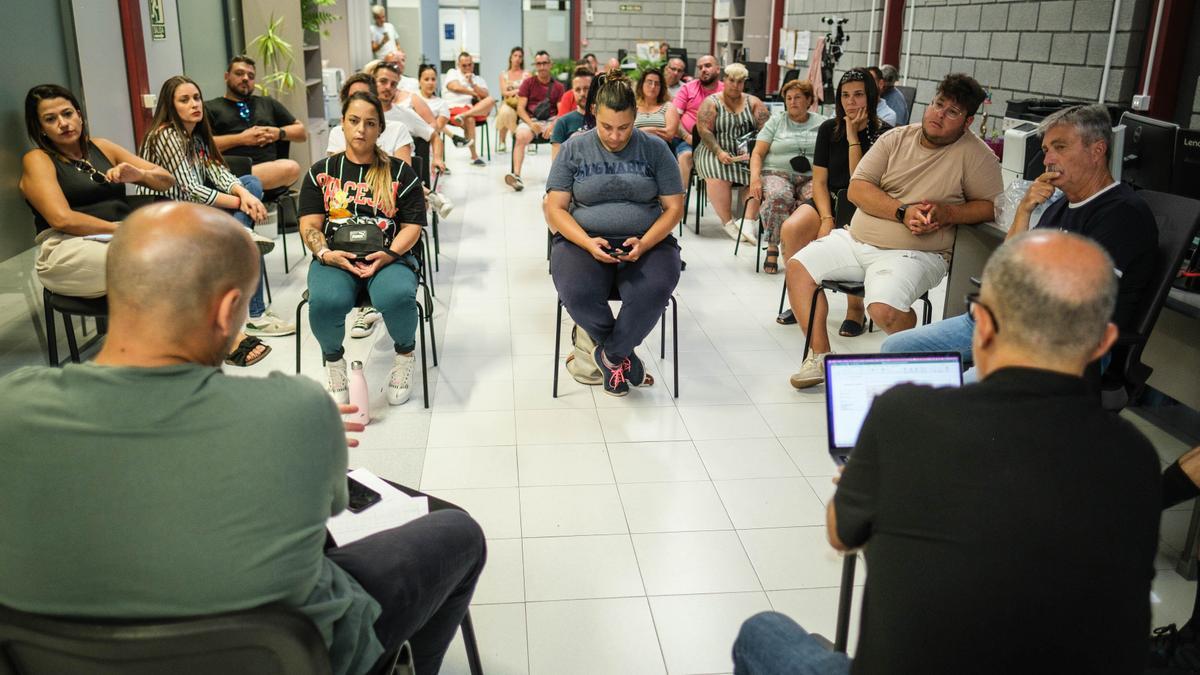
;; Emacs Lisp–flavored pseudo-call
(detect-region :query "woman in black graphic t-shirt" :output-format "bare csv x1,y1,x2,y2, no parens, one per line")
299,91,427,406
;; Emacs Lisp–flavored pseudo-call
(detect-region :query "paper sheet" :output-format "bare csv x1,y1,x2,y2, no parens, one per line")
82,234,113,242
327,468,430,546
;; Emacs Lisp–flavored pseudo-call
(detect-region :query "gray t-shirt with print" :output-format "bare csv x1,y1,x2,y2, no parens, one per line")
546,128,684,238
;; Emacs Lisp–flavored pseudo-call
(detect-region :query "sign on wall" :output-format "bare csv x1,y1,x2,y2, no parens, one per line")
149,0,166,40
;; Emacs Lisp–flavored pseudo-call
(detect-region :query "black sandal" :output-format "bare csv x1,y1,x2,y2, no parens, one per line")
838,319,865,337
225,335,271,367
763,249,779,274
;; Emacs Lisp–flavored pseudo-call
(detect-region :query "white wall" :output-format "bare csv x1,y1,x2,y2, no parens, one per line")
139,0,185,97
73,0,136,151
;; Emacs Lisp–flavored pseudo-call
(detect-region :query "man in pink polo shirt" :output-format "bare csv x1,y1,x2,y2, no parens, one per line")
671,54,723,188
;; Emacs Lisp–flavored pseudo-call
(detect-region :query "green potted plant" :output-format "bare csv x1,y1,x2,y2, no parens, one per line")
248,14,296,95
301,0,339,37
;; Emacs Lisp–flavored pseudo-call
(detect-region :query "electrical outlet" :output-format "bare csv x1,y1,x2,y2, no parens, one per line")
586,7,593,21
141,94,157,109
1131,94,1150,111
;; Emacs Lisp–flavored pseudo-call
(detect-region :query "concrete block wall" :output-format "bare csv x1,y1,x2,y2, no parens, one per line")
583,0,711,62
786,0,1153,135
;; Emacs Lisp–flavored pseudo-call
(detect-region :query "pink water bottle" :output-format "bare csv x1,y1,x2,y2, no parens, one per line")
348,361,370,425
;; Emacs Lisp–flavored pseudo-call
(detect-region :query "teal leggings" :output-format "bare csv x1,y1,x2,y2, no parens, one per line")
307,257,419,361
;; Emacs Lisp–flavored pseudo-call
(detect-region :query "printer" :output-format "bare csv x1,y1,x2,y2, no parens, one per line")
1001,98,1126,187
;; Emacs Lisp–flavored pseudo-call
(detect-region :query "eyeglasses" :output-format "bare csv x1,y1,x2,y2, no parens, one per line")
376,62,400,72
965,293,999,334
235,100,251,122
72,159,108,184
930,97,967,120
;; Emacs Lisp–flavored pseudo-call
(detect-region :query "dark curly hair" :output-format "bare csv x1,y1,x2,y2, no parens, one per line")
936,73,986,117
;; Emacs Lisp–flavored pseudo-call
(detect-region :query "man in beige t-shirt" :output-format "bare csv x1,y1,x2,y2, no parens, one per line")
786,73,1002,388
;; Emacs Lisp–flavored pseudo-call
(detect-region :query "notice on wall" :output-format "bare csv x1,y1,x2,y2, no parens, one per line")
795,30,811,62
619,4,643,11
149,0,166,40
444,23,455,40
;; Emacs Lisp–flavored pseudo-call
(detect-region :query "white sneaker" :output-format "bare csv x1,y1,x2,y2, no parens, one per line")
327,358,350,404
245,310,295,337
387,352,417,406
250,231,276,255
350,307,382,339
739,219,758,243
432,192,455,219
722,220,741,241
790,351,831,389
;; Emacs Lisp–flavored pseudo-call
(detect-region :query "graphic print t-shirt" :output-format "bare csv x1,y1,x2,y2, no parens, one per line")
299,154,426,245
545,129,684,238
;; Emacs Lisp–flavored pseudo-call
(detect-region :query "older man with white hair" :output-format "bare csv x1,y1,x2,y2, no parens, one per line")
369,5,398,60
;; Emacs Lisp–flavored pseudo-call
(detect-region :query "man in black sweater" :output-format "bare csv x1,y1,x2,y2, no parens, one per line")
733,230,1161,675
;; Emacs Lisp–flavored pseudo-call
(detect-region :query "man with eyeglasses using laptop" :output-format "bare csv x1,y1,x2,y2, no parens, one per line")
206,55,308,192
785,73,1003,389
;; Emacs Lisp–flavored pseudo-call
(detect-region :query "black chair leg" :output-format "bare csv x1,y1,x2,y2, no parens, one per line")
62,313,83,363
779,280,789,316
802,286,822,362
261,256,272,305
295,298,308,374
417,300,430,408
431,213,441,271
833,554,857,653
552,300,564,398
461,611,484,675
671,296,679,399
44,294,59,367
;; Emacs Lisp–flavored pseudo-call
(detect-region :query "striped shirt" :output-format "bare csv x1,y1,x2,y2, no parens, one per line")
634,102,670,129
138,126,239,205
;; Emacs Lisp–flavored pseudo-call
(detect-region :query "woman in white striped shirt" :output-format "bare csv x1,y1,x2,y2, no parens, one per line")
139,75,292,365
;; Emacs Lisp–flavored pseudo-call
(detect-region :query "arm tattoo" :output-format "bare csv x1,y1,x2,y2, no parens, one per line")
696,100,722,154
752,98,770,129
302,224,326,254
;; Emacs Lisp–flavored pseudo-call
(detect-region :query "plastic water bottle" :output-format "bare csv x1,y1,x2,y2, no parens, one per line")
348,361,370,425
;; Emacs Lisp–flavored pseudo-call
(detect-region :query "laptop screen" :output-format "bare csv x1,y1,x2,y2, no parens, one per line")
824,352,964,457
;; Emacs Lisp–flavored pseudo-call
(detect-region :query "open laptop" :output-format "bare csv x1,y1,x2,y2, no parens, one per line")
824,352,964,466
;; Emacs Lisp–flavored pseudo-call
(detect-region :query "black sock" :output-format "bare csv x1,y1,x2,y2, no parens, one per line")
1163,461,1200,511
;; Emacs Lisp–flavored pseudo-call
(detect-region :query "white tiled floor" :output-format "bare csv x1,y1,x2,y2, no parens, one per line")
1,138,1196,675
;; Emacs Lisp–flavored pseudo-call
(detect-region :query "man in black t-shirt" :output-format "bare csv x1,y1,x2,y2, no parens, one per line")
205,56,308,191
734,231,1161,675
882,103,1158,365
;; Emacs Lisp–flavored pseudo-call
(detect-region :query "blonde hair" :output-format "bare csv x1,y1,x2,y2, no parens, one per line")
724,63,749,82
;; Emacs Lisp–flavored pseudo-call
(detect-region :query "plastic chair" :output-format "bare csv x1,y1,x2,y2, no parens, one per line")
0,603,333,675
42,288,107,366
1101,190,1200,410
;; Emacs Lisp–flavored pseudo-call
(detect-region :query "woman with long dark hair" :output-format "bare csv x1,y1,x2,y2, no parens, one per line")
545,73,685,397
20,84,173,299
139,75,292,365
299,91,426,406
776,67,891,331
497,46,529,152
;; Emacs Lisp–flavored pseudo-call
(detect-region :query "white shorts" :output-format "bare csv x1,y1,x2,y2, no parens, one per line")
789,228,948,310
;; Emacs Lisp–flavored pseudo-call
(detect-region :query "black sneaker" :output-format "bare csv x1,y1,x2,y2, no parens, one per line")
625,352,652,387
594,345,629,397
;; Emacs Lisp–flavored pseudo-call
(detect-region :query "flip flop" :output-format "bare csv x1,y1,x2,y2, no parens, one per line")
838,319,865,337
777,309,796,325
225,335,271,367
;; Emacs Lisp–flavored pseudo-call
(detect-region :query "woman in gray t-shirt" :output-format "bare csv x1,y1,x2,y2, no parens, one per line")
544,73,685,397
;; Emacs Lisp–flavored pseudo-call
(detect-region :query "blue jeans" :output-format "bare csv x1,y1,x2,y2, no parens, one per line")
881,312,975,362
226,174,267,317
733,612,851,675
307,257,420,362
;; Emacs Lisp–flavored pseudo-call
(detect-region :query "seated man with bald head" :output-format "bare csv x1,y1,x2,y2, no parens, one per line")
0,203,485,675
734,231,1161,675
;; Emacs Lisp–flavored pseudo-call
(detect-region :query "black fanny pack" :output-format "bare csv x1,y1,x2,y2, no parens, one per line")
327,216,401,259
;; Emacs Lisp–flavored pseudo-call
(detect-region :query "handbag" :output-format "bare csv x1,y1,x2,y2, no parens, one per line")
532,96,554,121
327,216,402,260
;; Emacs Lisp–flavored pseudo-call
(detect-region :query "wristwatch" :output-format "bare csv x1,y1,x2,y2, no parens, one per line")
277,127,285,140
895,204,908,223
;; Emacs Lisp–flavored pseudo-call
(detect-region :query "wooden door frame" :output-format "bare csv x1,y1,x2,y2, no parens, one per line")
117,0,153,145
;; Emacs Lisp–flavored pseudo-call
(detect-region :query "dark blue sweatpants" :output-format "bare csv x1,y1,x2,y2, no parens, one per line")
550,234,681,361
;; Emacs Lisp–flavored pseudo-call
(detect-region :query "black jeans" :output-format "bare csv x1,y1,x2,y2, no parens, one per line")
326,497,486,674
550,233,681,361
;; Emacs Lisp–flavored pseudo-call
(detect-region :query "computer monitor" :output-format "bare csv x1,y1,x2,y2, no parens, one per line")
666,48,688,64
743,61,767,100
1171,129,1200,200
823,353,964,464
1121,112,1178,192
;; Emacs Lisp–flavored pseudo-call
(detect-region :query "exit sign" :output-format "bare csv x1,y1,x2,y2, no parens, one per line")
619,4,642,11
